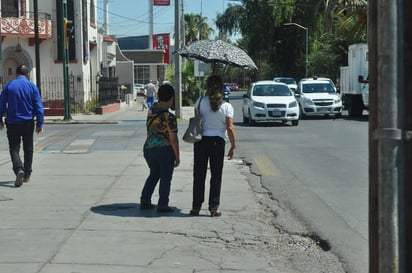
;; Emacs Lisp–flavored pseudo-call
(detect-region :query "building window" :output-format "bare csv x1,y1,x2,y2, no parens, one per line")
2,0,18,17
135,66,150,84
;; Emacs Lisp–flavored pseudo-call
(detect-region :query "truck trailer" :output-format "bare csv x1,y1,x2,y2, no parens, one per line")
340,43,369,117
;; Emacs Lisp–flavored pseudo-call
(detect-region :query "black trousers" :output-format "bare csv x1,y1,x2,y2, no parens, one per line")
6,120,35,176
192,136,225,211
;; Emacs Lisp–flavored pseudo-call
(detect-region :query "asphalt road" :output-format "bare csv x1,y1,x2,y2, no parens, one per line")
229,91,369,273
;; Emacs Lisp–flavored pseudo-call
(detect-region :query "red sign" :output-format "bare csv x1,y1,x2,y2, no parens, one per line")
153,0,170,6
152,33,170,64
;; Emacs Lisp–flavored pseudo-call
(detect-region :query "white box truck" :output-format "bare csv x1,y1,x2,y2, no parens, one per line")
340,43,369,117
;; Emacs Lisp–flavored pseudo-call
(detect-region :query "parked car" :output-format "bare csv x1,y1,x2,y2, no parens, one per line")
295,77,342,118
242,81,299,126
227,83,239,91
133,83,145,98
273,77,297,92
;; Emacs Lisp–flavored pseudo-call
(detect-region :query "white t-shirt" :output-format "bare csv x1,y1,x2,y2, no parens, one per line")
146,83,156,97
196,96,234,140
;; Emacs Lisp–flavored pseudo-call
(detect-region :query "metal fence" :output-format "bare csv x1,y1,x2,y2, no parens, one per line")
39,75,122,114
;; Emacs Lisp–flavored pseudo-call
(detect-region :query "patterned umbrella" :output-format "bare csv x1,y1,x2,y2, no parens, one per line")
177,40,258,70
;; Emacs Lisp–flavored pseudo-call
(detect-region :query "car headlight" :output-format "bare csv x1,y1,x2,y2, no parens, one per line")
252,101,265,108
288,101,297,108
334,98,341,104
302,97,314,105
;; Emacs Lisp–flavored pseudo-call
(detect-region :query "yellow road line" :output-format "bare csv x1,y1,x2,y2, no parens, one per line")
34,146,44,152
253,156,281,177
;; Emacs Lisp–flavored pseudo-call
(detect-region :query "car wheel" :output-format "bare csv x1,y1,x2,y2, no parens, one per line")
335,113,342,118
291,120,299,126
298,105,305,119
248,111,256,126
243,115,248,124
299,110,305,120
242,110,249,124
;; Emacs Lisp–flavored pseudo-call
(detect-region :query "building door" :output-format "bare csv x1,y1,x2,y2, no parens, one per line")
3,58,19,83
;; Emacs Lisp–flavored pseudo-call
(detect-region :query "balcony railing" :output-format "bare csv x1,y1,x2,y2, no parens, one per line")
0,15,52,39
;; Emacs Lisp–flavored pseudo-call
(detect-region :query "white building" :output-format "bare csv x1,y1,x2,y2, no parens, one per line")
0,0,113,115
0,1,170,115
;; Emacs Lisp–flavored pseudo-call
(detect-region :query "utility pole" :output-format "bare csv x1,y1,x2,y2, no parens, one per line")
369,1,411,272
34,0,41,94
0,17,3,90
61,0,72,120
174,0,182,118
148,0,153,49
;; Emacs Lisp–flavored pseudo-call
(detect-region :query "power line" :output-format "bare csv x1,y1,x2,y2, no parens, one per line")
96,3,173,36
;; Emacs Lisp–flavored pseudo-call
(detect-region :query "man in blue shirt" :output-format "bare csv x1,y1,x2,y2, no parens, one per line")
0,64,44,187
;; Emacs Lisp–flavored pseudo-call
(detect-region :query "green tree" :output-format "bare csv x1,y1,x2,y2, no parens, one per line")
214,0,361,81
184,13,213,45
334,0,368,42
309,33,348,81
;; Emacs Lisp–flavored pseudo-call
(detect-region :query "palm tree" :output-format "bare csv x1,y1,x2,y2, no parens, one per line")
184,13,213,45
329,0,368,42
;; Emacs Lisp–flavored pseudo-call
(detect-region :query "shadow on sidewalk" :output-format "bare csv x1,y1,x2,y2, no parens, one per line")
0,181,15,188
90,203,188,218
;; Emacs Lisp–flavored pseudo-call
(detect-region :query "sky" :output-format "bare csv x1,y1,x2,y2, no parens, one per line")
97,0,240,39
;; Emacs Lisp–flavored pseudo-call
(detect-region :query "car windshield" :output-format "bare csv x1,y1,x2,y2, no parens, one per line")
253,85,292,96
274,78,296,85
302,83,335,94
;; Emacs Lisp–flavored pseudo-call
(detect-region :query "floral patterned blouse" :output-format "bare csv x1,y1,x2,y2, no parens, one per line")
144,105,177,149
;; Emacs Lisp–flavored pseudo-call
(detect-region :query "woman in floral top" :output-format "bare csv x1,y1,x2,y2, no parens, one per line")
140,84,179,213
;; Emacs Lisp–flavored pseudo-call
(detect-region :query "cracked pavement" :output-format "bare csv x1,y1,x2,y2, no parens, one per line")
0,104,346,273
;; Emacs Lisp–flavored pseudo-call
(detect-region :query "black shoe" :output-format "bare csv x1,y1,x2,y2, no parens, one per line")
23,175,31,183
15,170,24,187
140,203,155,210
157,206,174,213
189,209,200,216
210,209,222,217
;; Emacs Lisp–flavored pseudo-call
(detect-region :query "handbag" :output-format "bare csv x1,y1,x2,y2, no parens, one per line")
183,97,203,143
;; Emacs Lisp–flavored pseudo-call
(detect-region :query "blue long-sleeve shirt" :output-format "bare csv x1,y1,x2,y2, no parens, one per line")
0,76,44,128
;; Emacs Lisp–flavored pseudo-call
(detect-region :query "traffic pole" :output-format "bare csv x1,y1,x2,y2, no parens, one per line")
369,0,411,272
61,0,72,120
174,0,182,119
34,0,41,95
0,17,3,89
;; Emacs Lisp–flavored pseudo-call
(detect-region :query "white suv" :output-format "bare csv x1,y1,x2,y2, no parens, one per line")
295,77,342,118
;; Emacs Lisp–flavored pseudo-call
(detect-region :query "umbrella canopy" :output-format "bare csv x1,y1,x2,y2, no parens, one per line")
177,39,258,70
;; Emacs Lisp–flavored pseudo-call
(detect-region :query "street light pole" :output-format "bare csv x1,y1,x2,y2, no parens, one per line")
284,22,308,78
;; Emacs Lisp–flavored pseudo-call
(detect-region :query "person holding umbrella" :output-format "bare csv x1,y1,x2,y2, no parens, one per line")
189,75,237,217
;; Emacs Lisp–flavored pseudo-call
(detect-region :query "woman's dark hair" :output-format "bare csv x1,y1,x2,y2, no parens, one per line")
206,75,224,112
157,84,175,102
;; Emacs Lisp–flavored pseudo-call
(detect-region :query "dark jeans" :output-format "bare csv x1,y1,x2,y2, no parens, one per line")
6,120,35,176
141,145,175,208
192,136,225,212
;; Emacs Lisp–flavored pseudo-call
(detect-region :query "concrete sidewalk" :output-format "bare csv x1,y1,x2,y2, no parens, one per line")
0,103,345,273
